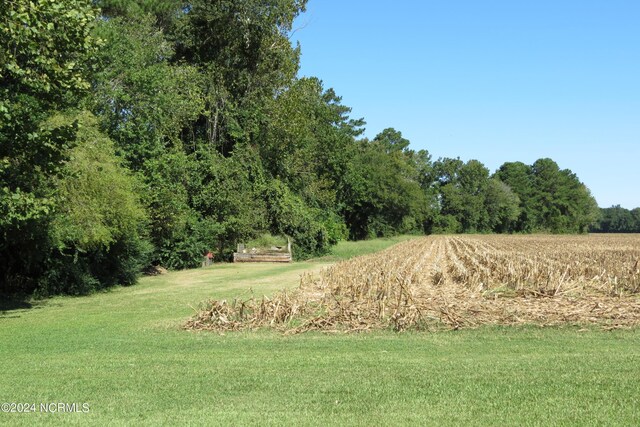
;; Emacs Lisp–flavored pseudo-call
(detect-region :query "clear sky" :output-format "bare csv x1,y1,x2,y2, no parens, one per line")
292,0,640,209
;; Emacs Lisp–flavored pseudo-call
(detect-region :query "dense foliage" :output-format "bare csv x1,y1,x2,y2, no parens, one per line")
1,0,612,296
591,206,640,233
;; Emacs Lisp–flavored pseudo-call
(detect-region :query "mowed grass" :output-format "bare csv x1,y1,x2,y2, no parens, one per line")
1,236,639,426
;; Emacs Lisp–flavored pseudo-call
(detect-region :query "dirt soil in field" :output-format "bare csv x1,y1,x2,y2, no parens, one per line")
186,235,640,333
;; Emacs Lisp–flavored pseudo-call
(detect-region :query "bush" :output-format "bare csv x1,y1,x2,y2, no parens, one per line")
263,180,337,259
36,234,153,296
36,111,151,295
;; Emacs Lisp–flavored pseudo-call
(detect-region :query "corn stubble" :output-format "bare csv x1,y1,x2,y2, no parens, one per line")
186,235,640,333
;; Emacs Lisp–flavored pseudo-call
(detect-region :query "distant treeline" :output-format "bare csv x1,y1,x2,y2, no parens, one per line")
591,206,640,233
0,0,609,296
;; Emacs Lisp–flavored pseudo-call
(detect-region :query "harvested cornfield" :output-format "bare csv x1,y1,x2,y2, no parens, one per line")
186,235,640,333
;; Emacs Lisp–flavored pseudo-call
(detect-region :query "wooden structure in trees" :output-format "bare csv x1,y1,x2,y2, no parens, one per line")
233,240,292,263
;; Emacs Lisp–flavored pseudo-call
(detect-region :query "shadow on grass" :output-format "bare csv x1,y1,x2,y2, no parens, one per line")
0,294,47,318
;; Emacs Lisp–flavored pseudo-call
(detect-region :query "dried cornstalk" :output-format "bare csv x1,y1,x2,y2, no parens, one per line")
186,235,640,333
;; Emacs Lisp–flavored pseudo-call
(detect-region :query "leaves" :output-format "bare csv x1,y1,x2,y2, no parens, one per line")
50,111,147,252
1,0,100,97
0,0,609,297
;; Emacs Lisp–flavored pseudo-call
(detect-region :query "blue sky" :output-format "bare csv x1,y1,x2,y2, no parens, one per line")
292,1,640,208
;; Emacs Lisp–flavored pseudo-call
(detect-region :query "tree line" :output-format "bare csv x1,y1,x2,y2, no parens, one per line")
591,206,640,233
0,0,610,297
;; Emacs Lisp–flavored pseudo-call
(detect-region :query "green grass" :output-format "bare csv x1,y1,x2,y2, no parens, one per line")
311,235,416,261
1,236,639,426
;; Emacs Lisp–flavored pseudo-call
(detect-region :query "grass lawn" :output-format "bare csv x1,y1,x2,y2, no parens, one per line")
1,235,639,426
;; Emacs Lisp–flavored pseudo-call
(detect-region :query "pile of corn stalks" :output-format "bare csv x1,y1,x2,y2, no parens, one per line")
186,235,640,334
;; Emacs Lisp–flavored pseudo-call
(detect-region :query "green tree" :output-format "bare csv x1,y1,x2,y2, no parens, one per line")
172,0,307,154
263,78,363,212
485,178,521,233
141,150,197,268
591,205,639,233
341,133,428,239
1,0,101,293
92,15,203,170
42,112,150,295
458,159,490,232
494,161,536,232
95,0,183,28
373,128,410,153
530,158,598,233
263,179,334,259
432,158,491,233
430,158,464,233
1,0,100,227
632,208,640,233
187,145,268,261
409,149,439,233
